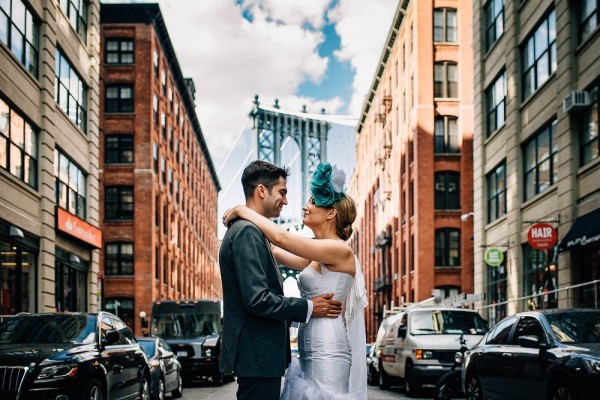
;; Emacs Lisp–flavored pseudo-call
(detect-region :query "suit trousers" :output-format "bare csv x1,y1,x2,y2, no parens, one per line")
236,377,281,400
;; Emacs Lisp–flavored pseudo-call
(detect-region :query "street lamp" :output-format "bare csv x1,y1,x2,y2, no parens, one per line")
461,212,475,222
139,310,149,336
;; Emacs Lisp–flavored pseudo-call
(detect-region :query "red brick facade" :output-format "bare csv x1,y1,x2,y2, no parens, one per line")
349,0,474,342
99,4,221,335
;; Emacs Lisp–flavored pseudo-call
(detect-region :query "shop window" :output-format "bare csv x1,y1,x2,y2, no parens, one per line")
105,84,133,114
487,161,506,223
487,253,507,326
55,150,86,219
105,135,133,164
60,0,87,41
55,49,87,131
55,249,87,312
105,297,134,330
105,38,134,64
435,229,460,267
0,0,39,76
523,244,558,310
0,98,38,188
522,10,556,100
105,186,133,220
0,240,35,314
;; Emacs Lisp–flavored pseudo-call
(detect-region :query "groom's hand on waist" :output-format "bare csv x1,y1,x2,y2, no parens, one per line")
310,293,342,318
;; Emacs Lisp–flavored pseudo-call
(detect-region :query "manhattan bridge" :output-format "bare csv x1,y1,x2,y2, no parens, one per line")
217,96,357,292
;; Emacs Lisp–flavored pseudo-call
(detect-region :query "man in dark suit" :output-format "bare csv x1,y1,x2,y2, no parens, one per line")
219,160,343,400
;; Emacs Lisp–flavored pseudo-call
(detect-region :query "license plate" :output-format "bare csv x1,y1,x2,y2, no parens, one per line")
177,350,188,357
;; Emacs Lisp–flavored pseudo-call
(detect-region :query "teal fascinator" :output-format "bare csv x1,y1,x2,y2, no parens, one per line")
310,163,346,207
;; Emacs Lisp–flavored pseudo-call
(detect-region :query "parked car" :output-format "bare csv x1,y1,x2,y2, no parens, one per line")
378,306,487,397
366,342,380,386
138,337,183,400
462,308,600,400
0,312,150,400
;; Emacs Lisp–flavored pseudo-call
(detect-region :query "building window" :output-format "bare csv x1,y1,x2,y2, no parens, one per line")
487,161,506,223
105,186,133,220
55,248,87,312
55,50,87,131
105,297,134,329
579,0,599,42
434,172,460,210
161,69,166,95
161,112,166,138
523,245,558,310
433,8,457,43
0,240,35,314
105,242,134,276
435,228,460,267
581,87,599,165
487,255,507,325
0,0,39,75
160,156,166,184
105,38,134,64
434,116,459,153
60,0,87,40
105,135,133,164
153,49,159,77
486,70,506,136
0,98,37,188
168,168,173,194
522,10,556,100
105,85,133,113
524,120,557,200
153,142,158,173
55,150,86,219
153,94,158,125
175,180,179,203
485,0,504,50
434,62,458,98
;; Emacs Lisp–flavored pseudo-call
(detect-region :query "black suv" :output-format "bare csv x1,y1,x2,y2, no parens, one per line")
0,312,150,400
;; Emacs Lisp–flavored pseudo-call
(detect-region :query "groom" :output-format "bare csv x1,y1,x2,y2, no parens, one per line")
219,160,343,400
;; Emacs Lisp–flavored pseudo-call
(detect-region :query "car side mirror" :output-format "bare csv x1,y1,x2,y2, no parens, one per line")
518,335,541,349
398,326,407,339
103,329,120,347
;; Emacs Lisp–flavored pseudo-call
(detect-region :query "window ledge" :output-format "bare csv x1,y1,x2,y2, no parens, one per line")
55,104,87,136
105,275,134,279
104,63,135,67
0,168,40,197
521,184,558,211
577,156,600,178
576,26,600,54
104,112,135,117
434,97,460,102
485,214,507,230
434,266,462,270
482,33,504,60
0,43,40,87
484,123,506,144
519,72,557,110
434,152,461,157
434,41,459,46
104,163,134,167
104,219,134,223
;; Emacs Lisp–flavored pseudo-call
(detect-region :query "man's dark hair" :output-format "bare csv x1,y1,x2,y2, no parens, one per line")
241,160,290,199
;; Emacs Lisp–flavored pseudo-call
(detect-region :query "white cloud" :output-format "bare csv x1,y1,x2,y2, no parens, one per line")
240,0,333,30
328,0,397,115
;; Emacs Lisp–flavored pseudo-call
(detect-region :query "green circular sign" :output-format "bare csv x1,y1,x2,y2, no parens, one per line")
484,248,504,267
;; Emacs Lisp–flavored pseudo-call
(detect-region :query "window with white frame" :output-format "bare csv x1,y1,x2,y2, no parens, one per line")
105,38,134,64
434,116,459,153
434,62,458,98
433,8,457,43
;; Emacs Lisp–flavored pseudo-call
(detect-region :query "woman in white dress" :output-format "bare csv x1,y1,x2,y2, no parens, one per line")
223,163,368,400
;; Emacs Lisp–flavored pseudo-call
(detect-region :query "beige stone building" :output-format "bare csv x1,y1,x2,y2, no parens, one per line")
0,0,101,313
473,0,600,324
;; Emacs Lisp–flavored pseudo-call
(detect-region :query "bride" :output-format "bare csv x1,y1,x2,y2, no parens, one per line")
224,163,368,400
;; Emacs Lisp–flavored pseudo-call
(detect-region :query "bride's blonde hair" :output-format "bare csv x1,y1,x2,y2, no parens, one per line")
331,194,357,241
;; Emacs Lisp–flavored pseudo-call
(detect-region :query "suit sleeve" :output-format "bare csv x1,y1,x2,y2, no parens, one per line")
232,224,308,322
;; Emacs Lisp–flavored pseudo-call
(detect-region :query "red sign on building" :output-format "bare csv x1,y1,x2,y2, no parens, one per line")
527,223,557,250
56,207,102,248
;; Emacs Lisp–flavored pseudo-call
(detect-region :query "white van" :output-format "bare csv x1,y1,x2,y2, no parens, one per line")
378,306,487,397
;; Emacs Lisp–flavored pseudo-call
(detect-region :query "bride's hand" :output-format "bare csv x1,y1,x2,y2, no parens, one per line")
222,205,245,227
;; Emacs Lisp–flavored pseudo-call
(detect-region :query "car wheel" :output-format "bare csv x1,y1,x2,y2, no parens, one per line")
548,377,579,400
404,363,421,398
434,371,461,400
367,365,376,386
213,371,224,386
379,364,391,390
171,373,184,398
465,373,483,400
140,377,150,400
154,378,165,400
85,379,104,400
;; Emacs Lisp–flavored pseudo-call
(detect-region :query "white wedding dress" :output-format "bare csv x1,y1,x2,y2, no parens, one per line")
281,256,368,400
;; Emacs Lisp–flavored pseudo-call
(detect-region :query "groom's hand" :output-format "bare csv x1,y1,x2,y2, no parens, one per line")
310,293,342,318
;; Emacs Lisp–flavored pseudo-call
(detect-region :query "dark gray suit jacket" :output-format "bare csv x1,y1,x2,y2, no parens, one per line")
219,219,308,378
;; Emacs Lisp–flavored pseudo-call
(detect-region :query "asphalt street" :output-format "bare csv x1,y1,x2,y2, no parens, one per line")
176,380,433,399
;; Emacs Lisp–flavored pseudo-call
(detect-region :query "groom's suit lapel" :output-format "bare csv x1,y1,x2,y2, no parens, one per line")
265,238,284,288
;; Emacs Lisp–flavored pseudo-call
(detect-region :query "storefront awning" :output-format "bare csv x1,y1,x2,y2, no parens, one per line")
558,209,600,253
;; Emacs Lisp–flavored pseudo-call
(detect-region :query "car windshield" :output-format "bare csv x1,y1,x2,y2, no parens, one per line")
410,310,488,335
0,315,96,344
138,340,156,357
546,311,600,344
152,313,220,339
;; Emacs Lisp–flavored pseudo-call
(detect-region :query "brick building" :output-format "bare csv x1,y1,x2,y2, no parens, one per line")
0,0,101,314
348,0,474,341
100,3,221,334
473,0,600,325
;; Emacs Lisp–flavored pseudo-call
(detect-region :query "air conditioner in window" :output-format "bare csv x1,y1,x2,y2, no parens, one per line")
563,91,591,113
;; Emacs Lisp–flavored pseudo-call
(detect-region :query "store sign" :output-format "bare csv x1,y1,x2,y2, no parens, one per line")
484,248,504,267
56,208,102,248
528,223,557,250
